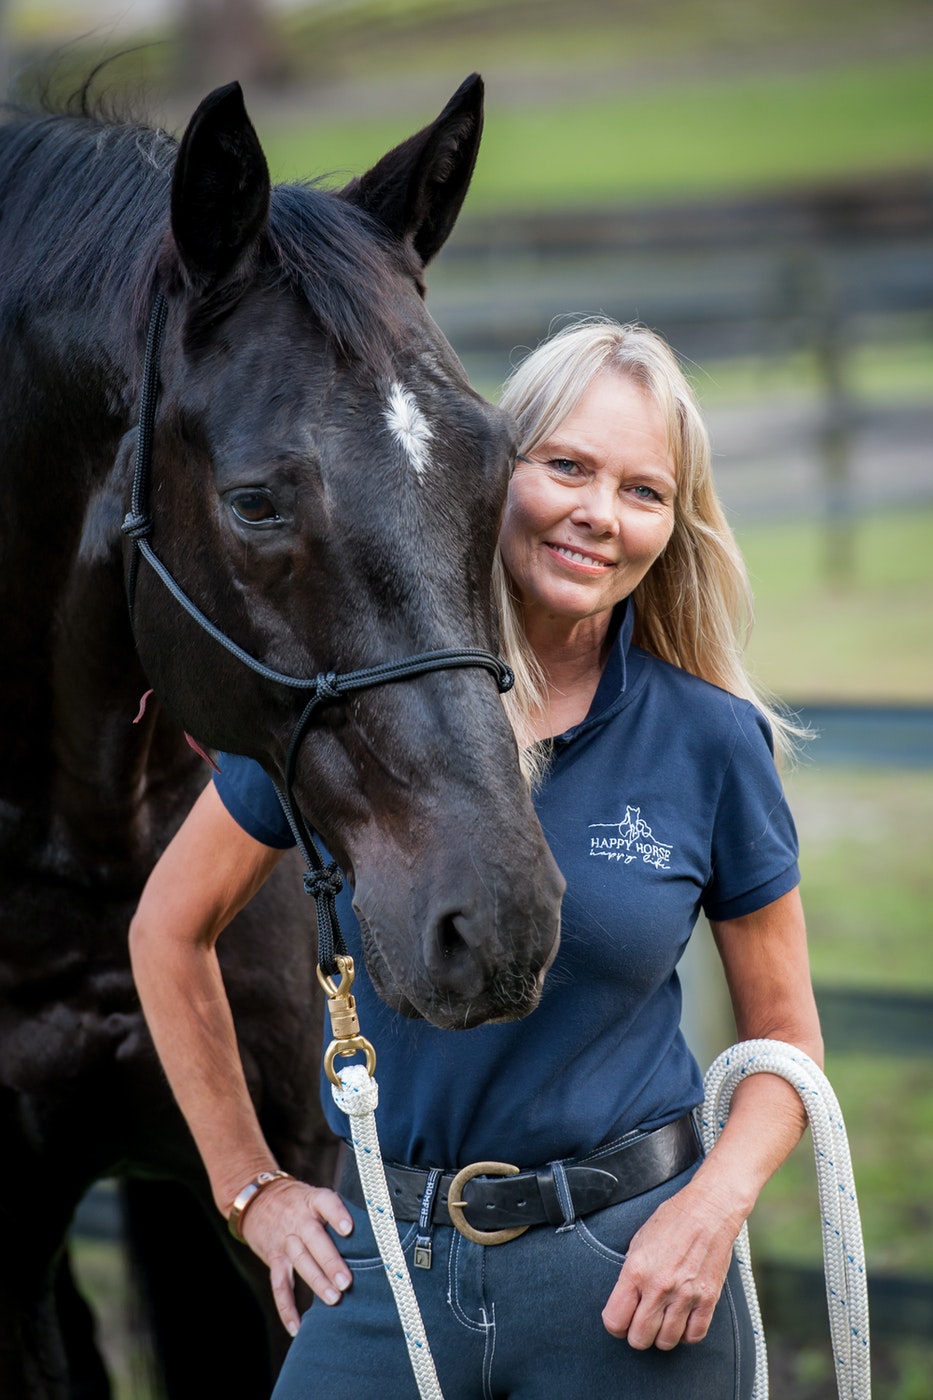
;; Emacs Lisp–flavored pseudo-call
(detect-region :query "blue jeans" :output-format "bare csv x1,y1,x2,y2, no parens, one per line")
271,1164,756,1399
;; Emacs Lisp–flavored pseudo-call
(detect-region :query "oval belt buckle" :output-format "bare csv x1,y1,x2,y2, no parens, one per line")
447,1160,529,1245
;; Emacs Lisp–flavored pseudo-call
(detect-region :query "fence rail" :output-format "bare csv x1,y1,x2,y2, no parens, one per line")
431,170,933,376
793,703,933,767
815,987,933,1055
759,1261,933,1345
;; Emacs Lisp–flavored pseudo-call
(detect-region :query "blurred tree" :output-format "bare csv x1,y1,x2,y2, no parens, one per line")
180,0,287,93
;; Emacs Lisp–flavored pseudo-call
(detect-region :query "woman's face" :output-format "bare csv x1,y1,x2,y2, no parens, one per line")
499,370,677,635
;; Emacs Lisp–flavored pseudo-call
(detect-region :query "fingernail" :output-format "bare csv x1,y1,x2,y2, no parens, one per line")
336,1272,351,1291
287,1321,299,1338
338,1218,352,1235
325,1288,341,1305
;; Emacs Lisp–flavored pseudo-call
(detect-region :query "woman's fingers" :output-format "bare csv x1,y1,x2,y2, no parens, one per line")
601,1186,734,1350
603,1269,718,1350
268,1251,300,1336
283,1228,352,1304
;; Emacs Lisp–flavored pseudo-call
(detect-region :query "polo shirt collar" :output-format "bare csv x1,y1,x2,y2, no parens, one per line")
553,598,636,745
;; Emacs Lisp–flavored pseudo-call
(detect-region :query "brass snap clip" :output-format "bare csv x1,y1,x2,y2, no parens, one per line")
317,955,377,1086
447,1160,529,1245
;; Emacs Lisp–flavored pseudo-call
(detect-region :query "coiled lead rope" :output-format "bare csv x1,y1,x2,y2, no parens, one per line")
701,1040,871,1399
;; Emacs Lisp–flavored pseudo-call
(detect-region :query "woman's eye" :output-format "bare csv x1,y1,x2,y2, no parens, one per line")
632,484,662,502
228,490,281,526
549,457,579,475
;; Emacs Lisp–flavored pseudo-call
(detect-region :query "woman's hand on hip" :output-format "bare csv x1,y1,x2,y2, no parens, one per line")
241,1178,355,1335
601,1181,740,1350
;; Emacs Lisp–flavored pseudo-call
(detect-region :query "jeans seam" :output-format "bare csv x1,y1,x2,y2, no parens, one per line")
481,1301,497,1400
721,1271,742,1400
572,1219,628,1266
446,1233,491,1334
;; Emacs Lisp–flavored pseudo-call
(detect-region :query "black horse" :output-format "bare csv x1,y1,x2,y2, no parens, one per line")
0,75,564,1398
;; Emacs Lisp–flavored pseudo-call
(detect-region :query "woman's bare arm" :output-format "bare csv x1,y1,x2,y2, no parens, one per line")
129,781,354,1333
602,886,823,1350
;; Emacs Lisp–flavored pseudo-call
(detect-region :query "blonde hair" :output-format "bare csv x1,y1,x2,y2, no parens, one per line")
494,317,803,777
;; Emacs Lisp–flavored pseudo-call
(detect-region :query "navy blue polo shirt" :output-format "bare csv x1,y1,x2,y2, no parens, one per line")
214,602,799,1170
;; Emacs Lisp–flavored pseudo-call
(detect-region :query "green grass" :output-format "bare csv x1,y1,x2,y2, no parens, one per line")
68,1235,151,1397
258,53,933,206
15,1,932,212
735,508,933,702
787,767,933,989
277,0,933,87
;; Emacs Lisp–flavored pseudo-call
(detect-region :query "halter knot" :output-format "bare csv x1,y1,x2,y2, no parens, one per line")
497,664,515,694
303,864,344,901
314,672,342,702
121,510,152,540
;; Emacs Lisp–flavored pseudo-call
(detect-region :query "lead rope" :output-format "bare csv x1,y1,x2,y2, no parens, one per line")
701,1040,871,1400
319,958,444,1400
333,1066,444,1400
320,992,871,1400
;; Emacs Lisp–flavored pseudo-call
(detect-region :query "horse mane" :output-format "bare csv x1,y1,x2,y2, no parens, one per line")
265,181,415,365
0,83,412,367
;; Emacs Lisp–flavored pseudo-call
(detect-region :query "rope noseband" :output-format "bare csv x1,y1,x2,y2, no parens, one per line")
122,292,514,973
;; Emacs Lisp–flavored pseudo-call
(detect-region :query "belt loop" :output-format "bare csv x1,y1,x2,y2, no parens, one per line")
413,1167,442,1269
541,1160,576,1232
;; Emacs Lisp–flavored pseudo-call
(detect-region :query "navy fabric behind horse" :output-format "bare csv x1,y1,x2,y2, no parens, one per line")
0,75,563,1398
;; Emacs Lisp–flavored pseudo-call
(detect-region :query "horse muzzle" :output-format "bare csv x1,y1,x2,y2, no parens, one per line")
354,865,564,1031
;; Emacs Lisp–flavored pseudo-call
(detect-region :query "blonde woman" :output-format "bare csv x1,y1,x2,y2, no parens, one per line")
130,318,821,1398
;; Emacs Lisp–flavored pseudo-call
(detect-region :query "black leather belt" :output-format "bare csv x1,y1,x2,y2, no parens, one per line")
339,1113,701,1248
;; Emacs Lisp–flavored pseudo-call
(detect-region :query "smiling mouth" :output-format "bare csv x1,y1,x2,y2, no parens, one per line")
548,543,613,569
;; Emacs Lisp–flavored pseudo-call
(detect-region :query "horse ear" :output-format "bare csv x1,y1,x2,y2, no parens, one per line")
343,73,484,267
170,81,271,290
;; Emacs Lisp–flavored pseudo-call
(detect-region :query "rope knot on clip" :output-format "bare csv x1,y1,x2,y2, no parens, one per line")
496,663,515,694
332,1061,379,1116
303,864,344,901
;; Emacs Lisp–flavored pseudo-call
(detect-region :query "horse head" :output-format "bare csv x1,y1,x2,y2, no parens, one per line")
124,78,564,1030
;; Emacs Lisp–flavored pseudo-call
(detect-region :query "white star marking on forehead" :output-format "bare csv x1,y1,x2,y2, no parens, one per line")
385,383,433,479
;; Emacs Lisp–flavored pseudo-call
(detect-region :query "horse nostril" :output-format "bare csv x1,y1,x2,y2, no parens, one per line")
428,914,485,996
438,914,466,962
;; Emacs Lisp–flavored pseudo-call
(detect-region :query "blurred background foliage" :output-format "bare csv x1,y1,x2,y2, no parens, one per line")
2,2,931,1396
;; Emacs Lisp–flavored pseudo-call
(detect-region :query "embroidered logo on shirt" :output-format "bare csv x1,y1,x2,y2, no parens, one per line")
588,807,673,869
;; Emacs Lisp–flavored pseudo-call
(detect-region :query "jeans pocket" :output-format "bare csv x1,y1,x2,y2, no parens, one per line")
572,1205,631,1265
570,1161,701,1265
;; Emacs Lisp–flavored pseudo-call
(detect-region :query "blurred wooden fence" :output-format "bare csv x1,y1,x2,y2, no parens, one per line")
432,169,933,580
431,170,933,379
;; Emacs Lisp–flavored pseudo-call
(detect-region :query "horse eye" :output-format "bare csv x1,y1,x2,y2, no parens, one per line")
227,489,281,527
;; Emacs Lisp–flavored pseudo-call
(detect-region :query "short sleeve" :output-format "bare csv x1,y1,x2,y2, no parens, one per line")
702,705,800,922
212,753,296,850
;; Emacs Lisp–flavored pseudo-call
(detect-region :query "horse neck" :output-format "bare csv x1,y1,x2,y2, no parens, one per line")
2,464,201,887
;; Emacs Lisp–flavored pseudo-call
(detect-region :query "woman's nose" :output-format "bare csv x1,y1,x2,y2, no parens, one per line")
571,481,619,535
